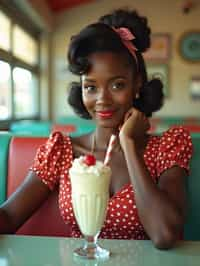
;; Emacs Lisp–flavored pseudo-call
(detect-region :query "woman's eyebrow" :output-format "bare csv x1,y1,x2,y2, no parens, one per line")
83,78,96,83
84,76,125,83
108,75,125,82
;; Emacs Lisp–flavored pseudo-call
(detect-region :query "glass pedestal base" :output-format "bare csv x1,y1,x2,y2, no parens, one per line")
73,235,110,260
74,245,110,260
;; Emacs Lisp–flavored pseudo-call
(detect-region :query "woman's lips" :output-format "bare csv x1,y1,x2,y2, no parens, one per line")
96,110,115,119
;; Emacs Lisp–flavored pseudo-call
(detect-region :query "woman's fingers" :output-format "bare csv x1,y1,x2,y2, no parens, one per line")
124,109,134,122
143,115,150,131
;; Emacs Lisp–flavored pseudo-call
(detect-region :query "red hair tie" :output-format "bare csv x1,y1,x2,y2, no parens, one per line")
112,27,138,67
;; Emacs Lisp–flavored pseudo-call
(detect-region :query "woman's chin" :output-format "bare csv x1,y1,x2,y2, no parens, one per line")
96,119,120,130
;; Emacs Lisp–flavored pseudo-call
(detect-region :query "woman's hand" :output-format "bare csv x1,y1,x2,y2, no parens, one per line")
119,108,150,143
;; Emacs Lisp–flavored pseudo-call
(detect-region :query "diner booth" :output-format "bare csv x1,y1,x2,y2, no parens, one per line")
0,0,200,265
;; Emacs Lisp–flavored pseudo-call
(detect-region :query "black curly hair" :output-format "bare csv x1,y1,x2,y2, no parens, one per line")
67,8,164,118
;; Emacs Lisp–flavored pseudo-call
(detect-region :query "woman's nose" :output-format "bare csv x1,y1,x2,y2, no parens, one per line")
96,88,112,104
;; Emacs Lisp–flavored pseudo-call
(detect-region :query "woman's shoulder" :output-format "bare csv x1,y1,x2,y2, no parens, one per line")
48,131,93,157
46,131,72,149
161,125,191,136
154,125,193,177
159,125,192,145
147,125,193,153
147,125,193,164
149,125,191,141
36,131,73,161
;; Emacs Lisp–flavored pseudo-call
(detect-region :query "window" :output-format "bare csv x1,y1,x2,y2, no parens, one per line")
13,67,39,118
0,7,40,123
0,11,11,51
13,25,38,66
0,61,11,119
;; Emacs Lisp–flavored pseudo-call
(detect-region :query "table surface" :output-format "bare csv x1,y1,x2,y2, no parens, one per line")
0,235,200,266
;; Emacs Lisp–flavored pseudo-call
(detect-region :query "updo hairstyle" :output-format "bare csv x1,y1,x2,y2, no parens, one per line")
67,9,164,118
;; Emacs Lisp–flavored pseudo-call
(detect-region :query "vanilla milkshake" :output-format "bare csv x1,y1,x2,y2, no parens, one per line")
69,155,111,237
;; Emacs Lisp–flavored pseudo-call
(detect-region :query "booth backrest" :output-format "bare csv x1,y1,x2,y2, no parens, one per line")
184,136,200,240
0,132,12,204
4,134,200,239
7,136,70,237
10,121,51,136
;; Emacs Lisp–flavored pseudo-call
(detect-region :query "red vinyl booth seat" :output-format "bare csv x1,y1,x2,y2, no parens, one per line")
7,136,70,237
183,124,200,133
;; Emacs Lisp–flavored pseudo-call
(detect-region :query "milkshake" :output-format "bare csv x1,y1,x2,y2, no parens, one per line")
69,154,111,236
69,154,111,259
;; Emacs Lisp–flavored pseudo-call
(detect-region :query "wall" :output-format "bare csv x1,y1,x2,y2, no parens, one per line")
39,33,51,120
27,0,54,31
51,0,200,120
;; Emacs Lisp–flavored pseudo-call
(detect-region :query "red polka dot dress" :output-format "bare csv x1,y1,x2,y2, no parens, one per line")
30,126,193,240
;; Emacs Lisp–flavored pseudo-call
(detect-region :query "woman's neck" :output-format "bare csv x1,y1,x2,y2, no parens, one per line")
93,127,119,152
92,127,150,153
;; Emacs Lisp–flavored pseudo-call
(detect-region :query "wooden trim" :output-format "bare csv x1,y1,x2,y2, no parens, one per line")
0,49,12,61
0,49,39,73
0,116,40,130
0,0,41,38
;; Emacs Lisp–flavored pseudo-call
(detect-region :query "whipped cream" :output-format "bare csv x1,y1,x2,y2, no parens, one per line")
69,156,111,177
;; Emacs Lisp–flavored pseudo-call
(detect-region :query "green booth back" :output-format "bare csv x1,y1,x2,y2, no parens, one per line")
10,121,51,136
57,116,96,137
184,136,200,240
0,132,12,204
161,117,184,126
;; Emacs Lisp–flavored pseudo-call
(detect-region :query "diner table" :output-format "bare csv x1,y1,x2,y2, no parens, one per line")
0,235,200,266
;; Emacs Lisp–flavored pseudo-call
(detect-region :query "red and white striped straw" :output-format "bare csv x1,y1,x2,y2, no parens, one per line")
104,134,117,165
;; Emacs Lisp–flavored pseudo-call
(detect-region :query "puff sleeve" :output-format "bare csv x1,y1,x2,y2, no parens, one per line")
156,126,193,177
30,132,72,190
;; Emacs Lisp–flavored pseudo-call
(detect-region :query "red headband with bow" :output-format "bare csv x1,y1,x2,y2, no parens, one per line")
112,27,138,66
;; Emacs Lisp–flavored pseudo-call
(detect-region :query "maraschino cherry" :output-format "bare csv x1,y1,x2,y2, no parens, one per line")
83,154,96,166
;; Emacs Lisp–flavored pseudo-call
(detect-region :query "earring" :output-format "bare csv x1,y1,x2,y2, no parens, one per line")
135,93,140,99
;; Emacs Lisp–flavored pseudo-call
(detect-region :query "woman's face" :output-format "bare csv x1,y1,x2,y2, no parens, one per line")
81,52,139,128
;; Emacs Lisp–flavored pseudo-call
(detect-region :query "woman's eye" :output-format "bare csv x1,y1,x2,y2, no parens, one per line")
83,85,96,93
112,82,125,90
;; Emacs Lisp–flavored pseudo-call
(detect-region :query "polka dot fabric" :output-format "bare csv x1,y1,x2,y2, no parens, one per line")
156,126,193,178
30,132,73,191
30,126,193,240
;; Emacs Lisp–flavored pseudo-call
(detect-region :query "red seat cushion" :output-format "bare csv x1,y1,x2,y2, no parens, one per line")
7,137,70,236
183,124,200,133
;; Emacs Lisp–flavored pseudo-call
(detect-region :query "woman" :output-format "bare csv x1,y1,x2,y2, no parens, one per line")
0,8,192,249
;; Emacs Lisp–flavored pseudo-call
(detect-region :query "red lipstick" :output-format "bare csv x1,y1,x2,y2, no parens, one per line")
96,111,114,119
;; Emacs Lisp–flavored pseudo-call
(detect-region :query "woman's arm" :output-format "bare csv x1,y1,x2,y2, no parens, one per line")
121,137,186,249
119,109,189,249
0,171,50,234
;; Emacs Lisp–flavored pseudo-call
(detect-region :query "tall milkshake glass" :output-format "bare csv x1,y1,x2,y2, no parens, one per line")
69,155,111,259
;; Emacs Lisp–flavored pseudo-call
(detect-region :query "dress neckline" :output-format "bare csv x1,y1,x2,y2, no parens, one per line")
67,133,158,199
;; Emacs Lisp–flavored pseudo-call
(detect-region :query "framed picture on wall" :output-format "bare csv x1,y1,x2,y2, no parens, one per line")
143,33,171,61
179,31,200,62
189,76,200,100
147,64,169,97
